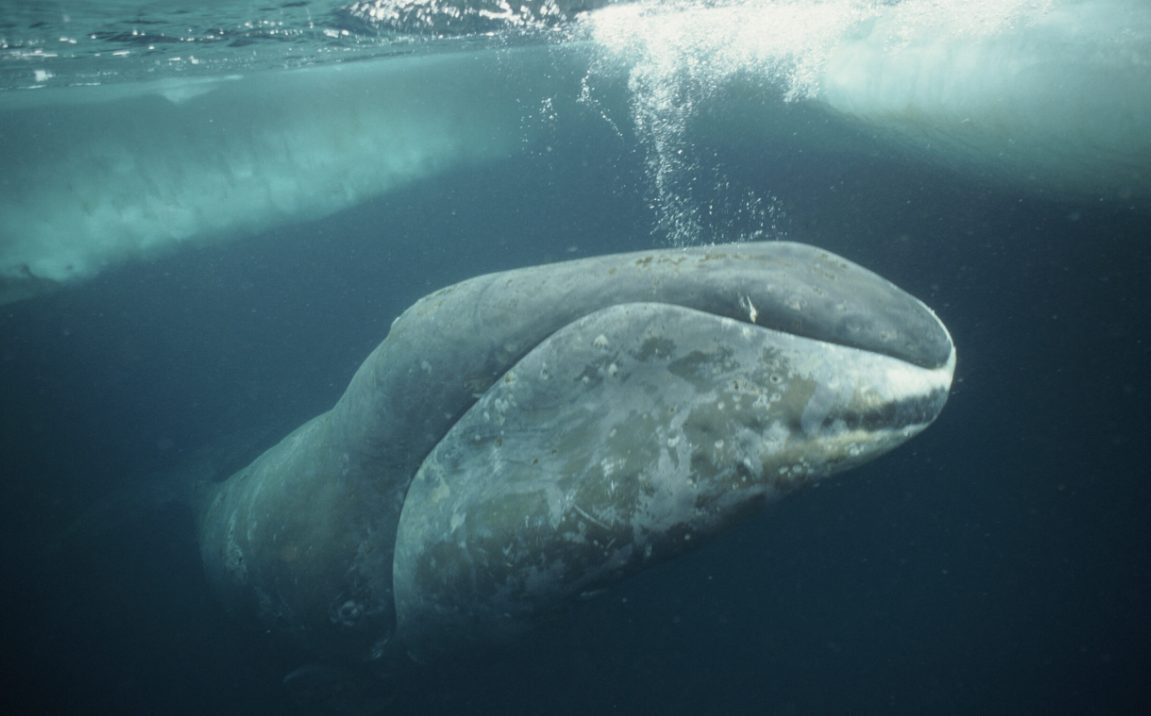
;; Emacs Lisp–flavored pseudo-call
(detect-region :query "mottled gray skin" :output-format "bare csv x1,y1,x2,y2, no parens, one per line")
197,242,954,666
394,303,952,662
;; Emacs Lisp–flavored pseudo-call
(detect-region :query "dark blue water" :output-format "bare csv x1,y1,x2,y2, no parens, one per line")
3,11,1150,713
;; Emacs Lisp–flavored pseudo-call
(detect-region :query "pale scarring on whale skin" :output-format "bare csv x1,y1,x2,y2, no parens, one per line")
392,302,952,663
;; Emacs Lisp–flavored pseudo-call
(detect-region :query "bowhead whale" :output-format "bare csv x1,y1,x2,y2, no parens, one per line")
194,241,955,671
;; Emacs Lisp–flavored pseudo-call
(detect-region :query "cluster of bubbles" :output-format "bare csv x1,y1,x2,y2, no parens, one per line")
572,0,847,246
571,0,1060,245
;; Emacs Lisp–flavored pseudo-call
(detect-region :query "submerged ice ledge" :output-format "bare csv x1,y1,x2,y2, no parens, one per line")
3,0,1149,305
0,49,559,305
818,0,1151,201
585,0,1151,202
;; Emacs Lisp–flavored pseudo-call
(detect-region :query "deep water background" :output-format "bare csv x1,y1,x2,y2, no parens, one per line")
2,84,1149,716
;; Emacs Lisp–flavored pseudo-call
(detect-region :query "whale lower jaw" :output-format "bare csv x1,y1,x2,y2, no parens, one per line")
392,301,953,663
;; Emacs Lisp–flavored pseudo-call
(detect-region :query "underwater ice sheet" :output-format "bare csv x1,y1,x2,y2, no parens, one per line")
2,0,1148,304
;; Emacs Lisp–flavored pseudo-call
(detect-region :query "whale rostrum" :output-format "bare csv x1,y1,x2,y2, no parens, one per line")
196,242,955,667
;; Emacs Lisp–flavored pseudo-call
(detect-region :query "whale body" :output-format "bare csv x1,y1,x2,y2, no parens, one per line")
196,241,955,668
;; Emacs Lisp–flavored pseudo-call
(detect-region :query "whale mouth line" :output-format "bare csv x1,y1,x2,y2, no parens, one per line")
642,296,955,373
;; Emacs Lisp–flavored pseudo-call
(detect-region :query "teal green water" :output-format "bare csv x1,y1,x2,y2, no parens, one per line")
2,2,1149,715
